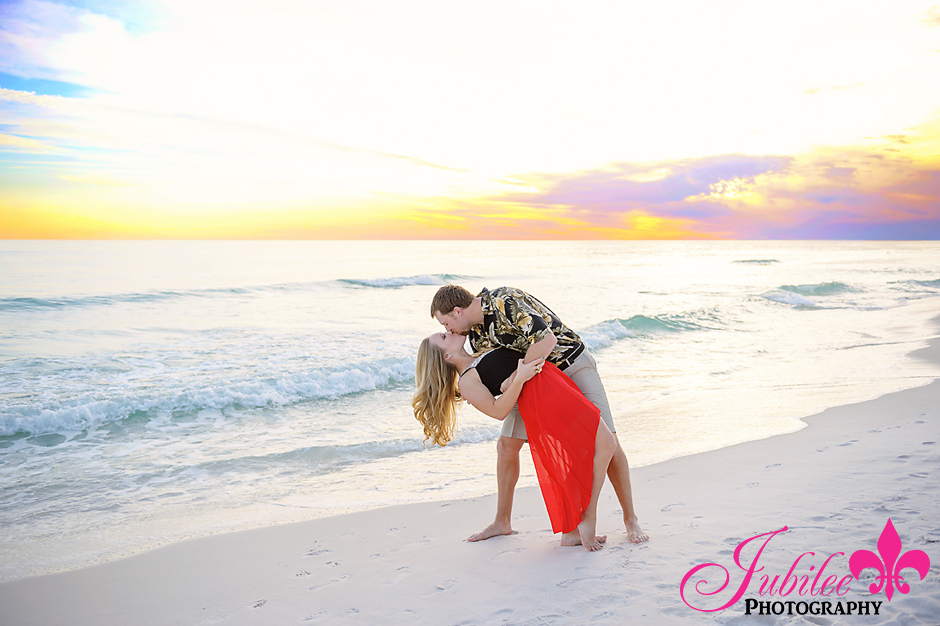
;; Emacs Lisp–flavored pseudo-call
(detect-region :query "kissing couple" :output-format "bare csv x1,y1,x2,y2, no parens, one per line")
413,285,648,551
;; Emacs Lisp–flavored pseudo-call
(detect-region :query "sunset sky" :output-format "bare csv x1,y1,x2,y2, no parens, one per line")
1,0,939,239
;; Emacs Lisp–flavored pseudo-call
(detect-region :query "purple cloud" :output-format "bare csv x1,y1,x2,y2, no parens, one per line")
503,155,791,212
483,151,940,239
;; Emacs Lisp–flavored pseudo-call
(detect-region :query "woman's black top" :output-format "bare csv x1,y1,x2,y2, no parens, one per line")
463,348,519,396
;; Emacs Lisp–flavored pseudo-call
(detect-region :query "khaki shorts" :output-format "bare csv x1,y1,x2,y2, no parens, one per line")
499,349,616,440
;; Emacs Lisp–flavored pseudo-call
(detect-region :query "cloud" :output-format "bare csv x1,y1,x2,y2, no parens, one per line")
0,1,92,80
0,131,59,151
924,6,940,26
447,145,940,239
707,152,940,238
485,155,792,232
1,1,939,239
0,71,93,97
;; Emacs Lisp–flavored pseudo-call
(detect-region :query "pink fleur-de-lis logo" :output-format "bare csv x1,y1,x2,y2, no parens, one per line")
849,518,931,601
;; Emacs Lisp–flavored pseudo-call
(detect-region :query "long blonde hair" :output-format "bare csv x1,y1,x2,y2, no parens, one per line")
412,337,460,447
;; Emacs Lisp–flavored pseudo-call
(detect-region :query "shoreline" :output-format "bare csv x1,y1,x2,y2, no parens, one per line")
2,324,938,623
2,245,939,590
4,300,938,586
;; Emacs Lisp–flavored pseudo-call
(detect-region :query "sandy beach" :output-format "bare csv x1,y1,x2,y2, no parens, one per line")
2,330,938,625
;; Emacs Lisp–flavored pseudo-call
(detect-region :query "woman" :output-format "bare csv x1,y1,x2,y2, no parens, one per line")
413,331,615,551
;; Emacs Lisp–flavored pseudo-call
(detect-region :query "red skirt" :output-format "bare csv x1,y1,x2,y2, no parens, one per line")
517,362,600,534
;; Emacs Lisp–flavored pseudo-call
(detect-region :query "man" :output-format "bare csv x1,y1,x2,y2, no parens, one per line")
431,284,648,545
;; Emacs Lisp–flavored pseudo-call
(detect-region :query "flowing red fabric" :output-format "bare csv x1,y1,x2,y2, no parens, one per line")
517,362,599,534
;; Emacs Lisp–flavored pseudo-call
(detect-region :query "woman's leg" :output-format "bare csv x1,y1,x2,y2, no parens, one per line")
577,420,616,551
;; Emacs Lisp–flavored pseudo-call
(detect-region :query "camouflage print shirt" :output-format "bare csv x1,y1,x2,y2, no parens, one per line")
468,287,583,366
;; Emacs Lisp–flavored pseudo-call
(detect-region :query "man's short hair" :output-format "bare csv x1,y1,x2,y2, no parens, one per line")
431,285,474,317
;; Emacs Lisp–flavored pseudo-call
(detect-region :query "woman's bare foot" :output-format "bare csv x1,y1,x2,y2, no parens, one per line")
560,530,607,547
626,516,649,543
577,516,604,551
467,520,513,542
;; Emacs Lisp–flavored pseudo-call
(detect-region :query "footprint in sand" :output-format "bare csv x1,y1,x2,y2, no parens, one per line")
306,548,332,557
765,463,781,470
253,600,266,609
309,574,351,592
837,440,858,447
556,578,594,589
661,503,684,512
924,441,936,445
385,566,411,585
492,548,525,560
534,613,564,622
422,579,456,596
302,611,327,621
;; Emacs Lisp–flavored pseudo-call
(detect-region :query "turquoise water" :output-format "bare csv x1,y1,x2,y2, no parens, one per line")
1,240,938,580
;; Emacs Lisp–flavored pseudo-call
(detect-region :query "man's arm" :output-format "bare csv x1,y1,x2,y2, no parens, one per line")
499,291,557,363
523,331,556,363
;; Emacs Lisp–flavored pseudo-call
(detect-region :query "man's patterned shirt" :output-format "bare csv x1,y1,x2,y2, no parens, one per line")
468,287,583,365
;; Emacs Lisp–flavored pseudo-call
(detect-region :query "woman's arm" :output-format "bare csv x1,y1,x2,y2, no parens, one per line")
460,358,543,420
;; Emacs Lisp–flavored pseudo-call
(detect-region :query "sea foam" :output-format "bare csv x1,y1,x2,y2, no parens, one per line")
0,356,416,437
338,274,466,289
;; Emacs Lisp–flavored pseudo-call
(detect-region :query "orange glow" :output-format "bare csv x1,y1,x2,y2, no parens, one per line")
2,1,939,239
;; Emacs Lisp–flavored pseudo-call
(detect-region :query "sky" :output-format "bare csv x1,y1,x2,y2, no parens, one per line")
1,0,939,239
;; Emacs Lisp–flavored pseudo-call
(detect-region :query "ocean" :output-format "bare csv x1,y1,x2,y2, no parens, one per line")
1,240,938,581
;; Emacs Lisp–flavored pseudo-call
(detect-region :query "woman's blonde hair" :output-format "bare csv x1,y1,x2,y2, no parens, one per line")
412,337,460,446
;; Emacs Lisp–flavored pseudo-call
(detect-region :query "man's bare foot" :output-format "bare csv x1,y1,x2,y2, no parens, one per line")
467,521,513,542
626,516,649,543
560,530,607,547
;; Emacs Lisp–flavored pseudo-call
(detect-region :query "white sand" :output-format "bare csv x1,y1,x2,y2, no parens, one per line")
2,339,938,625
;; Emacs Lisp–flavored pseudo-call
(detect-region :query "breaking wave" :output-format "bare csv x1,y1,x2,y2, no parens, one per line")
337,274,466,289
0,357,416,438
